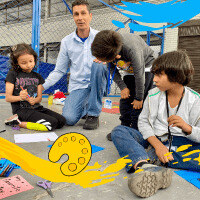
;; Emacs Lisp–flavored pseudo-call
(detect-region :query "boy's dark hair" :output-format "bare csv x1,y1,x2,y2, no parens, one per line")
72,0,90,13
91,30,122,61
151,50,194,86
10,43,38,72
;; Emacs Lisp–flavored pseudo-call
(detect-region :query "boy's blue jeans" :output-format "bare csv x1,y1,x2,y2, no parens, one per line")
62,62,108,125
112,125,200,172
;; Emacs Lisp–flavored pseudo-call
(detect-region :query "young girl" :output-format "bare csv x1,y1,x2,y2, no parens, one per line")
5,43,66,131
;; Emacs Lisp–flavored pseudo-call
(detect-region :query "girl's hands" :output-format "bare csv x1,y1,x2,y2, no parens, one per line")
19,89,36,105
27,97,36,105
19,89,29,101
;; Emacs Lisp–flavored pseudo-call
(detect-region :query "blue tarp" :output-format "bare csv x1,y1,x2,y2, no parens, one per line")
0,55,10,93
0,55,68,94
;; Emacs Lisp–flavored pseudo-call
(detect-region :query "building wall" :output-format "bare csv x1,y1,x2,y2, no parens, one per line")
163,28,179,53
163,13,200,53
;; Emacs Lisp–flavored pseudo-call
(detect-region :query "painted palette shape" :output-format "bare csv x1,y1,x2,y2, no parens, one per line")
48,133,92,176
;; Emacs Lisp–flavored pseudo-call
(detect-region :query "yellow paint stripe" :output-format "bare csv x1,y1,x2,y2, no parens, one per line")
0,136,131,188
183,158,192,162
176,144,192,152
182,150,200,157
134,169,144,174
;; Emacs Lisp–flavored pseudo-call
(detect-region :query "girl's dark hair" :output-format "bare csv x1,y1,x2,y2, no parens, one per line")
151,50,194,86
10,43,38,72
91,30,122,61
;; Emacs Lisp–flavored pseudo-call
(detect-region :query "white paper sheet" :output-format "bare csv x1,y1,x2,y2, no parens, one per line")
14,132,58,143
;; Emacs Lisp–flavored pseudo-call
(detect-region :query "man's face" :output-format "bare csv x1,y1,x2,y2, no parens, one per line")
73,5,92,31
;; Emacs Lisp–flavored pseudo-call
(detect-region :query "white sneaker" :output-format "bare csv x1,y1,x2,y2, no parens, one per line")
5,114,21,126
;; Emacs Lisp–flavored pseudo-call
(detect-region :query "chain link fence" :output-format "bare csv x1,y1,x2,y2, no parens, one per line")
0,0,33,92
0,0,166,95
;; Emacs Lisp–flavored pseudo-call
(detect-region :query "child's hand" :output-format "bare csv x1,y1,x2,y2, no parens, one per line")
121,88,130,99
168,115,192,134
155,143,174,164
19,89,29,101
93,58,107,65
131,99,143,109
28,97,36,105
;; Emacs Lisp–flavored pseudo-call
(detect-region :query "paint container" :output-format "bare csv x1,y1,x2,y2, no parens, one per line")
48,94,54,106
104,99,112,109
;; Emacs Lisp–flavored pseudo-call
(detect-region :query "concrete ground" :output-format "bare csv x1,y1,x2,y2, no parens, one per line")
0,96,199,200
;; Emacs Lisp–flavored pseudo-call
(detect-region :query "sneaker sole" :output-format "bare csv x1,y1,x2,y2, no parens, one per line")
5,114,19,125
128,168,173,198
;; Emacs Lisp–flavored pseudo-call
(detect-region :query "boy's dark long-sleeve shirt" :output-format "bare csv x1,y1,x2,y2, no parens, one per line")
110,33,154,100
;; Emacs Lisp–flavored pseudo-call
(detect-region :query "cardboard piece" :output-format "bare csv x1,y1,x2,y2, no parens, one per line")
14,132,58,143
0,175,33,199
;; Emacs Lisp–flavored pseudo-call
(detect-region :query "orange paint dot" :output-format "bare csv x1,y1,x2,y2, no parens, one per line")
82,148,88,154
79,139,85,145
58,142,62,147
71,136,76,142
63,137,68,142
78,157,85,165
68,163,77,172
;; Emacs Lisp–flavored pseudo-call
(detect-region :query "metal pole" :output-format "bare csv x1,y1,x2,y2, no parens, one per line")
31,0,36,49
161,27,165,55
130,19,134,33
62,0,72,15
147,31,151,46
32,0,41,72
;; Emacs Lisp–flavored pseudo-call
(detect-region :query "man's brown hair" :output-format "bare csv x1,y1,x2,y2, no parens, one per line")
151,50,194,86
91,30,122,62
72,0,90,13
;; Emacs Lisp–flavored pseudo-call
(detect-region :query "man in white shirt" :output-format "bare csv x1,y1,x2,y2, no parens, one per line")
43,0,108,130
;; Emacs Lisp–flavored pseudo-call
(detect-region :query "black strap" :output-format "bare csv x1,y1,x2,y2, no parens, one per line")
165,88,185,152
